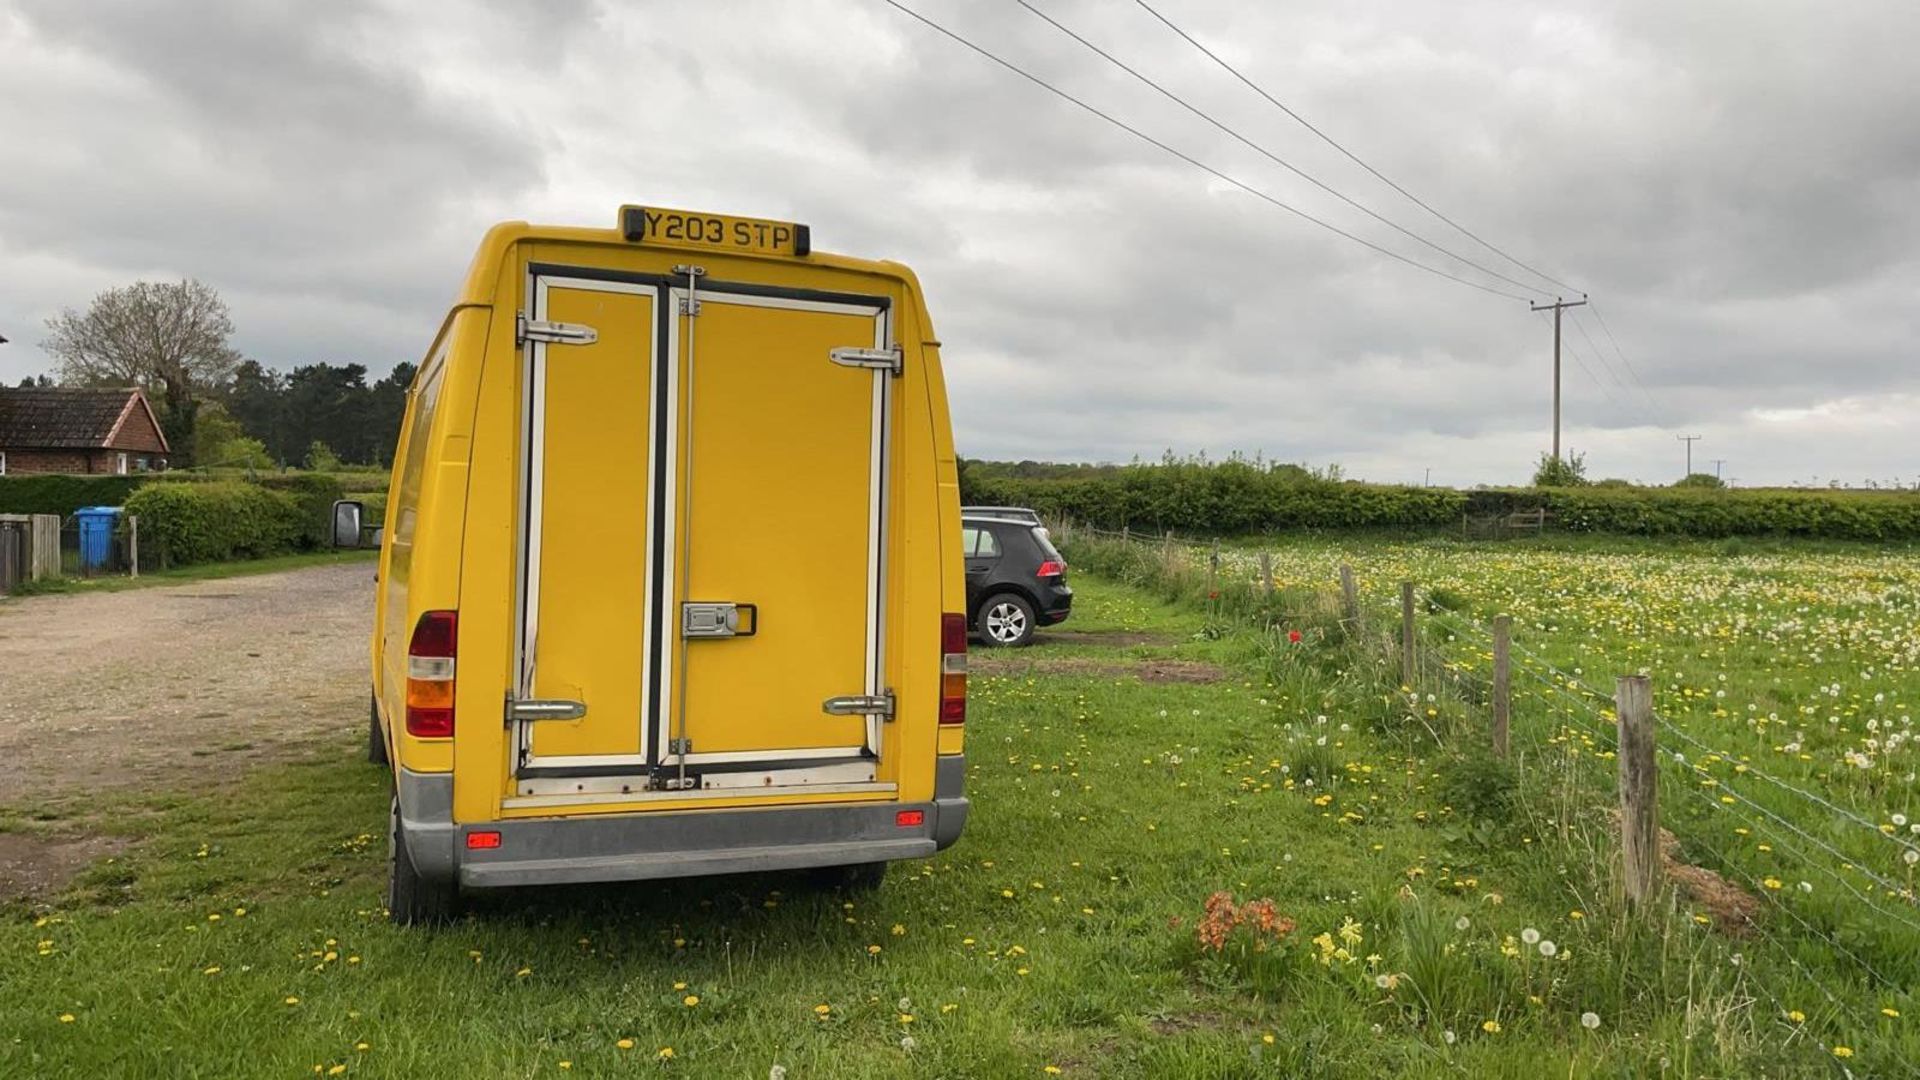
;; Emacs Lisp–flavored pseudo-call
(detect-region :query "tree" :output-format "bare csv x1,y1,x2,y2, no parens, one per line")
1673,472,1726,489
223,360,288,462
303,440,343,472
42,279,241,465
1532,451,1589,487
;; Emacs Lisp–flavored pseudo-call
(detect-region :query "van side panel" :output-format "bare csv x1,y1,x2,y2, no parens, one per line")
448,248,525,825
384,306,487,775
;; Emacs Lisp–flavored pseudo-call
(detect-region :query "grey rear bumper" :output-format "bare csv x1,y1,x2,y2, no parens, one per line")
397,755,968,889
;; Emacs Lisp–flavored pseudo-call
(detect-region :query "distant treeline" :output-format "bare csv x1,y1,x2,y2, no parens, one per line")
210,360,414,468
959,458,1920,541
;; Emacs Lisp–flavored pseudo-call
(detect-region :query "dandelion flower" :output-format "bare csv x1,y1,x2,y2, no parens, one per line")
1262,1034,1275,1045
1883,1007,1901,1018
1482,1020,1501,1034
683,995,700,1007
1045,1068,1063,1076
58,1013,75,1023
1581,1012,1601,1030
1787,1010,1806,1023
284,996,300,1006
657,1047,675,1061
1832,1047,1854,1059
814,1004,832,1017
866,944,882,955
1520,928,1540,945
1539,940,1558,957
616,1038,635,1050
673,981,687,990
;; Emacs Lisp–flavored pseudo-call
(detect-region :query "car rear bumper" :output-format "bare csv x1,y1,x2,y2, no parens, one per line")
1040,586,1073,625
397,759,968,888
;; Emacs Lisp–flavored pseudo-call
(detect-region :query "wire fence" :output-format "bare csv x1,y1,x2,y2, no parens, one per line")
1061,522,1920,1065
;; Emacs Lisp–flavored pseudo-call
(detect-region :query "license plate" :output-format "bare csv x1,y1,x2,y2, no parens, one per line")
619,205,811,258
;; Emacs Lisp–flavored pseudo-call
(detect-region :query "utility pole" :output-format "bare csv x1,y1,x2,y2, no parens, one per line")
1677,434,1701,477
1711,458,1725,481
1530,296,1588,461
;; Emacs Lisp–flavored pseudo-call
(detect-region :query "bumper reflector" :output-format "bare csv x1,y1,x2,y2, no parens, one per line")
466,831,502,850
895,810,925,827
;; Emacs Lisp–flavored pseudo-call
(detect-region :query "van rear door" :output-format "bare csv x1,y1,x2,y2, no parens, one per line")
509,267,893,798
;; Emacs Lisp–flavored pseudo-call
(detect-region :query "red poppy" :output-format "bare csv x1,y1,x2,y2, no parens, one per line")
1207,590,1220,600
1287,629,1303,643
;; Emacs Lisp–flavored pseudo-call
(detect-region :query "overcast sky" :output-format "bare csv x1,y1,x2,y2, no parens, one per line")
3,0,1916,486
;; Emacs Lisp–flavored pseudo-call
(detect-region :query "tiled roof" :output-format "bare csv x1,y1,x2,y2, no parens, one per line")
0,387,146,449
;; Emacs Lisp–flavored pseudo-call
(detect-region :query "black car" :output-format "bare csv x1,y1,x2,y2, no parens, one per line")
962,514,1071,646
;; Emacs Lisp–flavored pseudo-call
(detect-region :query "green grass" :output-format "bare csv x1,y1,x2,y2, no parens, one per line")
0,571,1906,1076
2,548,376,599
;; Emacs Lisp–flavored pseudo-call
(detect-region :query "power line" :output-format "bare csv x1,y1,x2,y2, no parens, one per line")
1586,301,1677,428
1571,306,1670,428
1132,0,1582,296
877,0,1536,302
1012,0,1553,299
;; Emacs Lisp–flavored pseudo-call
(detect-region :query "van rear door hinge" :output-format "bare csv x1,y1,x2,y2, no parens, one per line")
517,311,598,346
823,691,896,721
829,346,902,377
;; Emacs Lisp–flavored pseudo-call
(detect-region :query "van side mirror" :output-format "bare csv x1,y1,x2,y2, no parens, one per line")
332,500,365,548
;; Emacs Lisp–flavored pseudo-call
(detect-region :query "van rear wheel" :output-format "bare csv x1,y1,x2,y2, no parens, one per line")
978,593,1036,647
387,792,456,925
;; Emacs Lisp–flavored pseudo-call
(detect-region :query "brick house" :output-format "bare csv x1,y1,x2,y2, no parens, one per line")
0,386,171,475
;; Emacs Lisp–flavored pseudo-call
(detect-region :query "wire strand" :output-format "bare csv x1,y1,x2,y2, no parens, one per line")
1130,0,1583,296
1014,0,1553,298
879,0,1536,303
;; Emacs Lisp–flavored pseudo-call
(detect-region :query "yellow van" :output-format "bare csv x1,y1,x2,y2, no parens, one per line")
345,206,969,922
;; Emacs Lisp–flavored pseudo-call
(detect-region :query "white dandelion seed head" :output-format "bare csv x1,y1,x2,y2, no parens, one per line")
900,1036,917,1052
1538,940,1558,957
898,997,912,1013
1798,881,1813,893
1581,1012,1601,1030
770,1067,788,1080
1455,916,1471,931
1895,814,1910,827
1443,1030,1457,1045
1521,928,1541,945
1375,974,1391,989
1904,849,1920,866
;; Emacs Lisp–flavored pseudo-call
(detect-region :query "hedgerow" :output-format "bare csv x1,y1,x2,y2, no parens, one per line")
0,474,148,518
962,460,1920,541
122,481,307,566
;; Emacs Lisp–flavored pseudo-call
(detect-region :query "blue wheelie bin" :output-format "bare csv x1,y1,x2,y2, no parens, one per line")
75,506,124,572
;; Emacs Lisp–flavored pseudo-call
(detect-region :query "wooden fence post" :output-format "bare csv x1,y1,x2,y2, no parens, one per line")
1491,615,1511,759
1258,551,1273,595
1120,525,1129,543
1615,675,1658,908
1339,564,1358,627
1400,581,1416,687
129,515,140,578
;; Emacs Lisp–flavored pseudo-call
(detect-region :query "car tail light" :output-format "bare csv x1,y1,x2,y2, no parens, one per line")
405,610,458,738
895,809,925,827
465,830,501,850
1036,559,1066,579
940,612,967,725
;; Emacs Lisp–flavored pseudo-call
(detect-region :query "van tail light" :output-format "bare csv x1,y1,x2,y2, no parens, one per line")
939,612,967,725
405,610,458,738
1036,559,1066,579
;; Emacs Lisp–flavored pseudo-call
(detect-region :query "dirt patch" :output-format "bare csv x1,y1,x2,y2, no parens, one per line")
1658,826,1761,934
0,832,126,903
1146,1011,1228,1036
1035,630,1177,647
0,563,373,806
972,656,1226,683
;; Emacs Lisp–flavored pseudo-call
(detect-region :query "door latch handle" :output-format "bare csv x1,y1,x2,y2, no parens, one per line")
682,602,757,638
823,692,895,720
506,698,586,723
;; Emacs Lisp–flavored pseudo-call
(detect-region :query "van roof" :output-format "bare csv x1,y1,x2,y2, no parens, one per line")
452,219,924,310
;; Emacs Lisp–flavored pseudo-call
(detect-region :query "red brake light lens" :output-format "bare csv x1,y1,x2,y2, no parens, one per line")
940,612,967,725
1036,559,1066,579
405,610,458,738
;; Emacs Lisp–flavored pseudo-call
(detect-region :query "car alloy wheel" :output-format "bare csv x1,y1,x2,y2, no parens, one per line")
985,600,1029,644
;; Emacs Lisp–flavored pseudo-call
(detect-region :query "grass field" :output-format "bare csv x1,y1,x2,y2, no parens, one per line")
3,552,1915,1076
